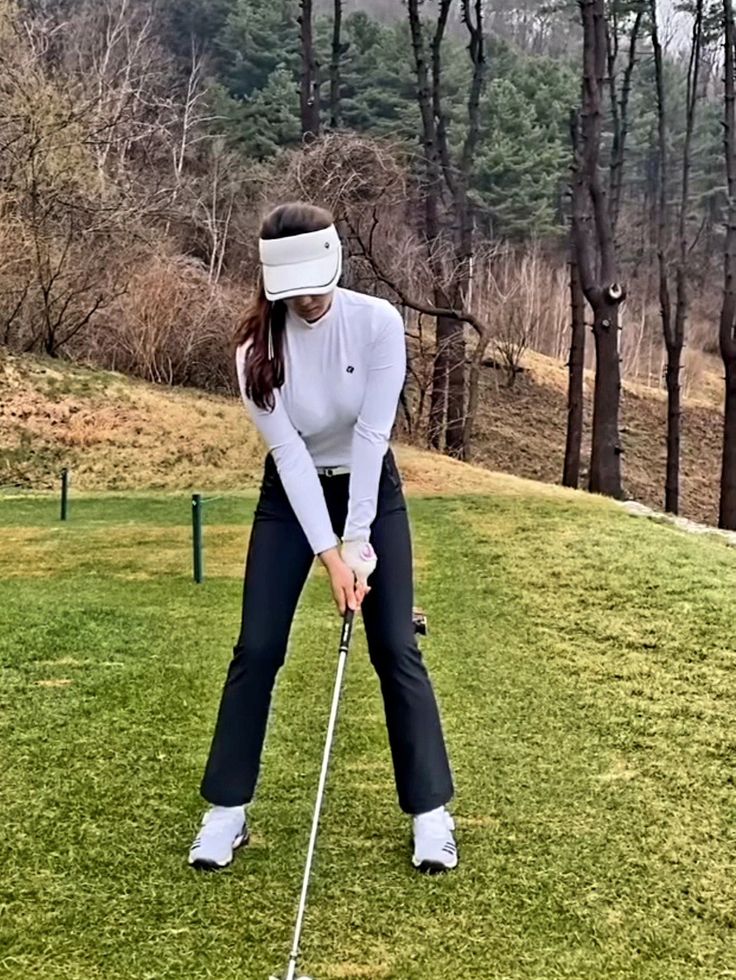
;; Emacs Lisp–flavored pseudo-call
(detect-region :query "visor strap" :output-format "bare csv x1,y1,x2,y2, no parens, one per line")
267,320,274,361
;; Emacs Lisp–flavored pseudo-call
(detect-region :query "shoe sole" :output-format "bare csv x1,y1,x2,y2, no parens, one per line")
188,830,250,872
412,853,459,875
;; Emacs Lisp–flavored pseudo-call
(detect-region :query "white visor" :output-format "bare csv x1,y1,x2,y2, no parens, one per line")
259,224,342,301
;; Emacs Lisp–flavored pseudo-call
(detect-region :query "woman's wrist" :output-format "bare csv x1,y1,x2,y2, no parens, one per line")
318,546,342,570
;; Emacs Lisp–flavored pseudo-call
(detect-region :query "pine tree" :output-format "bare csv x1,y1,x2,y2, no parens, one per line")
337,15,420,138
210,67,301,159
215,0,300,99
472,49,575,239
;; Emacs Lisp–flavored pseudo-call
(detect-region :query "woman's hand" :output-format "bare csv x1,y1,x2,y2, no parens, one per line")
340,540,377,605
319,548,367,614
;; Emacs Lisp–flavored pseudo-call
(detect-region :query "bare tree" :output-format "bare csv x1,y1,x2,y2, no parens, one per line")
0,0,223,359
0,187,33,348
330,0,344,128
720,0,736,528
407,0,487,459
652,0,704,515
299,0,321,139
563,189,587,487
167,42,220,206
488,259,533,388
58,0,174,190
158,41,226,244
562,1,641,493
407,0,451,449
607,0,645,234
571,0,626,498
193,139,238,286
457,0,487,455
0,9,126,356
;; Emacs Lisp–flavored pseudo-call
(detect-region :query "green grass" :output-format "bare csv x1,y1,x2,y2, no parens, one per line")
0,489,256,528
2,488,736,979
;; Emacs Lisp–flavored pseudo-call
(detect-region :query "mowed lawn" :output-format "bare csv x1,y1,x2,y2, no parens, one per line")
1,484,736,980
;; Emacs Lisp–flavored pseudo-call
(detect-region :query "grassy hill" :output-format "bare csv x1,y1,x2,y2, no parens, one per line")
0,347,725,525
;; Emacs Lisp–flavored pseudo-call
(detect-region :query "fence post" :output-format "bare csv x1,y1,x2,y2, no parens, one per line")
192,493,204,583
60,468,69,521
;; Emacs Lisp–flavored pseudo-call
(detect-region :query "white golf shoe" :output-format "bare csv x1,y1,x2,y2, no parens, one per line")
188,804,248,870
412,805,458,873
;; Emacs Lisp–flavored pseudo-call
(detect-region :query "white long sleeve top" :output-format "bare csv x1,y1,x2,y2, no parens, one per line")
235,286,407,555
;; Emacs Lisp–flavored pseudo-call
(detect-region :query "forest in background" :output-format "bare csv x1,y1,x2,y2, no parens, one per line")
1,0,736,524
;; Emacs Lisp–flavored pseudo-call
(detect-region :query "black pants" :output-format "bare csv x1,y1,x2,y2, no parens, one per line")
200,449,454,815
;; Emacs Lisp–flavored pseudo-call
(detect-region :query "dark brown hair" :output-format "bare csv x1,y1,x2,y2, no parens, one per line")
234,202,334,411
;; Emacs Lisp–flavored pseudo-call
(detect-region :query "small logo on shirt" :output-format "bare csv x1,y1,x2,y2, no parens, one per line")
346,365,354,374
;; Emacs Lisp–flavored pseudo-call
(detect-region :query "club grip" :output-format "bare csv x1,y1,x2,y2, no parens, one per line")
339,608,355,654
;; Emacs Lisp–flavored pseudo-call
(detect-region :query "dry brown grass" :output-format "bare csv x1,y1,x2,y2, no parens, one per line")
0,349,591,501
0,347,726,525
0,351,263,491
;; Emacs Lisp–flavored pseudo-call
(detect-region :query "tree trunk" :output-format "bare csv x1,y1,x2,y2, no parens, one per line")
330,0,342,128
651,0,679,515
464,326,492,456
409,0,482,460
589,301,623,497
720,0,736,528
665,334,682,513
721,360,736,527
428,309,451,450
607,7,643,235
408,0,447,454
665,0,702,513
572,0,625,499
563,241,586,488
299,0,320,139
445,321,466,458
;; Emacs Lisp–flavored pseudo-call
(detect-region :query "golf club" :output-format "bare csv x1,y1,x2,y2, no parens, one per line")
269,607,356,980
269,607,429,980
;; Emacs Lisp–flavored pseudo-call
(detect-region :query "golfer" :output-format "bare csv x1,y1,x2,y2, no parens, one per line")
188,202,457,874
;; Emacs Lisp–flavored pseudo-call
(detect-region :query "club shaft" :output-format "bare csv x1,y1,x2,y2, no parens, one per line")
286,609,355,975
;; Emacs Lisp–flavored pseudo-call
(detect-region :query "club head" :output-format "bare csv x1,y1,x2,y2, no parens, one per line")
412,608,428,636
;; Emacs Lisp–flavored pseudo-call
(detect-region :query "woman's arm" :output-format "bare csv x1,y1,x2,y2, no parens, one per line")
236,345,338,557
343,304,407,542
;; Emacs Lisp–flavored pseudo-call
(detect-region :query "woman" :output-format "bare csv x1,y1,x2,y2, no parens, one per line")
188,202,457,874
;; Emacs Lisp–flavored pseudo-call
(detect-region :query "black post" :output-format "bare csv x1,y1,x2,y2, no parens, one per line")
60,468,69,521
192,493,204,584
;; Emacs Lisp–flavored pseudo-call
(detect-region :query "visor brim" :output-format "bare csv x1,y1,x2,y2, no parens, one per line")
262,251,341,301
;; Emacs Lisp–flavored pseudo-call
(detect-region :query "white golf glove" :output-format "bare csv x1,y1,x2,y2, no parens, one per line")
340,539,378,586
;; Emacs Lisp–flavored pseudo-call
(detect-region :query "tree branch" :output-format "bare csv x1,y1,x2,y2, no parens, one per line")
344,214,487,338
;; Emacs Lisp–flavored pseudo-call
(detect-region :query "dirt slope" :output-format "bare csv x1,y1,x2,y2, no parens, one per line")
470,350,722,525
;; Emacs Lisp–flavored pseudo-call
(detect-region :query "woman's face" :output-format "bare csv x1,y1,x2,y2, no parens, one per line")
286,291,334,323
